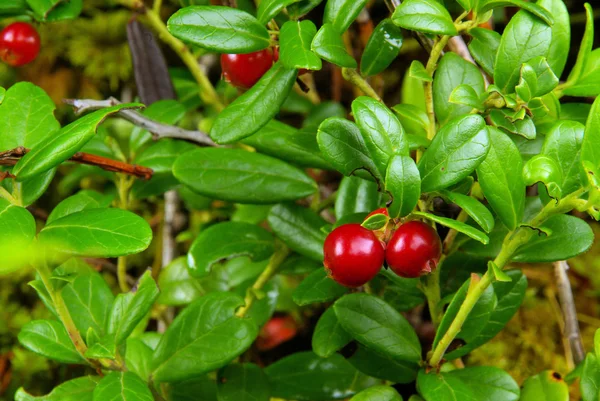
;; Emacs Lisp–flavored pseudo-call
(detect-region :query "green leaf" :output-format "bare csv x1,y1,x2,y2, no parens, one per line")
361,19,403,76
317,117,381,181
488,261,512,282
489,109,536,140
438,190,494,233
408,60,431,83
125,338,153,381
392,104,428,138
166,376,218,401
211,62,297,143
18,320,84,364
173,148,316,203
311,24,357,68
84,335,116,359
581,95,600,184
418,114,489,193
151,293,258,382
513,215,594,262
520,57,559,98
392,0,457,36
564,4,594,93
107,271,159,344
265,351,375,400
280,20,322,71
476,127,525,230
494,8,552,93
27,0,82,21
449,84,483,110
130,100,186,152
334,293,421,362
0,82,59,151
413,211,489,244
335,176,380,219
15,376,99,401
323,0,368,33
477,0,553,25
47,190,104,224
167,5,270,53
13,104,141,181
380,269,426,312
268,203,326,261
61,273,115,336
417,367,520,401
217,363,270,401
523,154,563,199
362,213,388,230
93,372,153,401
582,353,600,401
385,155,420,218
0,197,36,274
157,257,202,306
468,28,501,76
538,0,570,77
350,386,402,401
242,121,331,169
39,208,152,257
312,307,352,357
434,53,485,126
0,1,28,17
287,0,323,18
349,344,418,384
257,0,299,25
293,269,348,306
521,370,569,401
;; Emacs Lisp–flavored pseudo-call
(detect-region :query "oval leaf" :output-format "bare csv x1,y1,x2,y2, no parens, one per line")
335,176,381,219
311,24,357,68
93,372,153,401
15,376,99,401
438,190,495,233
280,20,322,71
520,370,570,401
385,155,421,218
413,211,489,244
293,269,348,306
323,0,368,33
350,386,402,401
312,307,353,358
217,363,270,401
361,19,403,77
18,320,84,364
392,0,457,36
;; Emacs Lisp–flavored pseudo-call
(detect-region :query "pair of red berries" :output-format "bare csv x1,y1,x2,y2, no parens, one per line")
0,22,40,67
323,208,442,287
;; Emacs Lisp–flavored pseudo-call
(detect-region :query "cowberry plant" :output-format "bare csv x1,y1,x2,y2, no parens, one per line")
1,0,600,400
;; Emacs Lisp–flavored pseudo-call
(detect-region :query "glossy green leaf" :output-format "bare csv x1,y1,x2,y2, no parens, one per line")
268,203,326,261
151,293,258,383
293,269,348,306
18,320,84,364
417,367,520,401
157,257,203,306
334,293,421,362
173,148,316,203
166,376,217,401
93,372,153,401
323,0,368,33
280,20,322,71
0,82,60,151
539,0,571,77
477,0,553,25
392,104,428,137
513,215,594,262
13,104,141,181
0,197,36,274
361,19,403,76
438,190,494,233
257,0,299,25
311,24,357,68
408,60,431,83
581,95,600,183
468,28,501,76
385,155,420,218
392,0,457,36
27,0,82,21
188,221,274,277
349,343,418,384
521,370,569,401
434,53,485,126
380,269,425,312
489,109,536,140
39,208,152,257
211,62,297,143
47,190,104,224
130,99,186,152
350,386,402,401
287,0,323,18
84,336,116,359
125,338,153,381
449,84,483,110
312,307,352,358
362,213,388,230
15,376,99,401
494,8,552,93
167,6,269,52
108,271,159,344
217,363,269,401
265,351,375,400
476,127,525,230
582,353,600,401
61,272,115,336
564,4,594,94
413,211,488,244
317,117,381,181
0,1,28,17
523,154,563,199
242,120,331,169
335,176,380,219
418,114,489,193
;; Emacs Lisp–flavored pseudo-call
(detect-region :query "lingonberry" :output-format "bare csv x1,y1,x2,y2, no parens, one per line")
220,48,274,89
385,220,442,278
366,207,389,219
323,223,385,287
0,22,40,67
256,316,297,351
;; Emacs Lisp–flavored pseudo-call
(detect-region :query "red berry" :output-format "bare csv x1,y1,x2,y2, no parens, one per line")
256,316,297,351
323,224,385,287
220,48,274,89
273,46,308,76
365,207,389,220
0,22,40,67
385,221,442,278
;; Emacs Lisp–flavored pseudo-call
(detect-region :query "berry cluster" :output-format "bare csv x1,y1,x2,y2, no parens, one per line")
323,208,442,288
0,22,40,67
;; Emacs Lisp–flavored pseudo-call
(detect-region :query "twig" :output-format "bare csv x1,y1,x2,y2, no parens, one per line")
65,98,217,147
0,147,154,180
162,190,179,267
341,68,382,101
554,260,586,365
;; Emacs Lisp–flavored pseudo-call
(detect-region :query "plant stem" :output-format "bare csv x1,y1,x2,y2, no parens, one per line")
236,244,290,318
0,185,16,203
442,209,468,253
341,68,382,101
424,35,450,140
420,264,443,326
117,175,133,292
